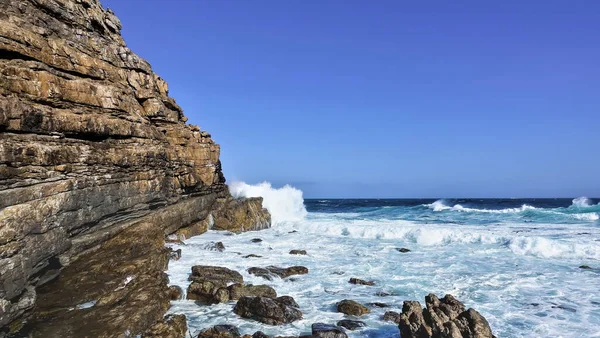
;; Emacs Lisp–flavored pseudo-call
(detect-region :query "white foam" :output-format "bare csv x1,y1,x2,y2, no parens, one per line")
572,197,593,208
508,236,600,260
427,200,537,214
572,213,599,221
229,181,307,224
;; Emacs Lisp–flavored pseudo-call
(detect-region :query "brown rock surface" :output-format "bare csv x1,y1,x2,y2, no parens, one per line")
0,0,270,336
398,294,495,338
336,300,370,316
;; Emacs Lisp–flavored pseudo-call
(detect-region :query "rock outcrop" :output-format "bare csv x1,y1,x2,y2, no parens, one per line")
0,0,270,336
398,294,495,338
233,296,303,325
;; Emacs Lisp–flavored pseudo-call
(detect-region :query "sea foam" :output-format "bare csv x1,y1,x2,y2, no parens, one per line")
229,181,307,224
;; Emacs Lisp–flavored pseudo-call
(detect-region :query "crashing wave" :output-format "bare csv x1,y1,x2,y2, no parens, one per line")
229,181,307,224
427,199,537,214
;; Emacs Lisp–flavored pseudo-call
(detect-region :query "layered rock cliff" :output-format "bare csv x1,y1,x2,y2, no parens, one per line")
0,0,269,336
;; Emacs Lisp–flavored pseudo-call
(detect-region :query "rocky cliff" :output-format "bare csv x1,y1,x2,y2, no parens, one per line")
0,0,270,336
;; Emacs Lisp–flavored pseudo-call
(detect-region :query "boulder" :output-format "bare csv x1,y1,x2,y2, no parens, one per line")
227,284,277,300
312,323,348,338
275,296,299,308
198,325,241,338
336,300,370,316
189,266,243,285
168,285,183,300
336,319,366,330
382,311,402,324
248,266,309,280
349,278,375,286
398,294,495,338
144,314,187,338
233,296,302,325
186,266,244,303
289,250,307,255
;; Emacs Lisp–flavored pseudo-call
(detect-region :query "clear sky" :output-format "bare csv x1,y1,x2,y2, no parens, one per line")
102,0,599,198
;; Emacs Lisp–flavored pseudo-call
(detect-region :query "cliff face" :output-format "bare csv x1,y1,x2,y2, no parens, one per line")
0,0,269,336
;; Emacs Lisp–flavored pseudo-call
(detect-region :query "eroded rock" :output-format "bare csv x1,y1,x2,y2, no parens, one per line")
144,314,187,338
233,296,302,325
198,325,241,338
312,323,348,338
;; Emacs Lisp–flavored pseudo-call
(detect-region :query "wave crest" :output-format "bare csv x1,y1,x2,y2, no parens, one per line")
229,181,307,224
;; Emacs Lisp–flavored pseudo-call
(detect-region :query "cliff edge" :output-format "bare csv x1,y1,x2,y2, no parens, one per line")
0,0,269,336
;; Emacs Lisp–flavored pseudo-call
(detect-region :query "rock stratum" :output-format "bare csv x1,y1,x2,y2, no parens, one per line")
0,0,270,337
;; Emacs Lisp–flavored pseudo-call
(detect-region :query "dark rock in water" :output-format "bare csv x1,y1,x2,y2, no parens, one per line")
331,271,345,275
248,266,309,280
336,300,370,316
290,250,308,255
289,230,299,233
227,283,277,300
312,323,348,338
198,324,241,338
252,332,270,338
168,248,182,260
190,266,244,284
276,295,300,308
233,296,303,325
201,241,226,252
168,285,183,300
369,302,388,308
375,291,391,297
396,248,411,253
187,266,244,303
144,314,187,338
580,265,592,269
243,254,263,258
382,311,402,324
349,277,375,286
251,238,263,243
552,305,577,313
398,294,495,338
336,319,366,330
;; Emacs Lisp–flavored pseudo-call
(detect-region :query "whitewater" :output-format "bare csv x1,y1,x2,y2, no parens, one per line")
167,183,600,337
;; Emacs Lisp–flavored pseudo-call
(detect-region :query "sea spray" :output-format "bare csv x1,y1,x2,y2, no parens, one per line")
229,181,307,224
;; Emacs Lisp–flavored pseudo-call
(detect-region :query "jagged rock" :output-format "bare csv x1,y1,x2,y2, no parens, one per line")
227,284,277,300
349,277,375,286
190,266,244,284
396,248,411,253
289,250,307,255
198,325,241,338
383,311,402,324
186,266,243,303
168,285,184,300
143,314,187,338
312,323,348,338
336,319,366,330
248,266,309,280
233,296,303,325
169,248,183,260
0,0,271,335
398,294,495,338
336,300,370,316
275,296,299,308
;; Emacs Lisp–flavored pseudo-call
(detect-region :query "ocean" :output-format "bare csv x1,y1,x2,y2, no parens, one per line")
167,182,600,337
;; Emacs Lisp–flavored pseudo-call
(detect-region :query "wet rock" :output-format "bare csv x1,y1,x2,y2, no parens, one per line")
168,248,182,260
243,254,263,258
349,278,375,286
201,242,226,252
290,250,307,255
227,284,277,300
187,266,244,303
336,319,366,330
190,266,244,285
275,296,299,308
336,300,370,316
369,302,388,308
289,230,299,233
252,332,270,338
198,324,241,338
382,311,402,324
248,266,309,280
552,304,577,313
251,238,263,243
233,296,303,325
168,285,184,300
398,294,495,338
580,265,592,269
396,248,411,253
375,291,391,297
144,314,187,338
211,198,271,233
312,323,348,338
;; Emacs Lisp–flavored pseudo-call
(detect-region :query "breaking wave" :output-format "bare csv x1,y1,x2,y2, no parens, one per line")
229,181,307,224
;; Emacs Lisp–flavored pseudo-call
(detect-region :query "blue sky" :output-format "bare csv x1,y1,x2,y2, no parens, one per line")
103,0,599,198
